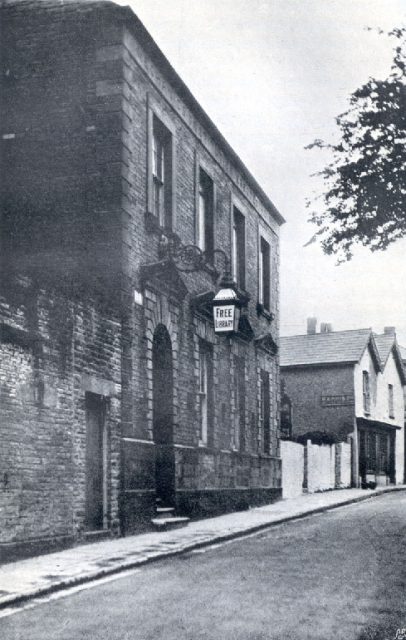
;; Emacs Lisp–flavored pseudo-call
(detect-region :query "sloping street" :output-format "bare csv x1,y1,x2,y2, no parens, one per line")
2,492,405,640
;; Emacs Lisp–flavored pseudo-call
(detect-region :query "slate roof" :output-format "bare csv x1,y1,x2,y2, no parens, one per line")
279,328,374,368
373,333,395,367
373,334,406,384
399,345,406,363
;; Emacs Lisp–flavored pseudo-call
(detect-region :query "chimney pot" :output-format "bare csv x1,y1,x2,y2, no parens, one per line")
307,317,317,335
320,322,333,334
384,326,396,336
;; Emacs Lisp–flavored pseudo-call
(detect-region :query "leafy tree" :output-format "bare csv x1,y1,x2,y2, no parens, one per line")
307,28,406,262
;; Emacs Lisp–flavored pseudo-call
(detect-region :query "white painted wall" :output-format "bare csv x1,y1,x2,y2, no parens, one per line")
306,442,335,493
280,440,304,498
354,345,378,419
335,442,351,488
354,344,405,484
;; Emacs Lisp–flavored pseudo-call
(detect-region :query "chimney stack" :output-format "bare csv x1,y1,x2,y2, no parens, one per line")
384,326,396,336
307,317,317,335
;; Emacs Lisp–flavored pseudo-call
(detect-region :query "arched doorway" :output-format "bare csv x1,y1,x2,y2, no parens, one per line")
152,324,175,506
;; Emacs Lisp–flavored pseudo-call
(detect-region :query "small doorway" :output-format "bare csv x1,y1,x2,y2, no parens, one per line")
85,392,108,531
152,325,175,505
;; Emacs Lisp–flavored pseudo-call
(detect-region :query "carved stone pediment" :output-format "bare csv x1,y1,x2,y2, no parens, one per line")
237,314,255,342
255,333,278,355
140,259,188,300
190,290,215,319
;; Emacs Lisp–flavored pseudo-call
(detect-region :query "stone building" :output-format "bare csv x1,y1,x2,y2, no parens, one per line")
0,0,284,558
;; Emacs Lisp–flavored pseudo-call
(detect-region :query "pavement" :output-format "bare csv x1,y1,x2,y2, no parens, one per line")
1,485,405,611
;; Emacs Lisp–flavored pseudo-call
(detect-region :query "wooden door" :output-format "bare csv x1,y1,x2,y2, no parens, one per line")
85,393,106,530
152,325,175,506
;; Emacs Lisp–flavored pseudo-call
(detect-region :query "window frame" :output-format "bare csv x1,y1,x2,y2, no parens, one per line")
198,339,214,447
388,383,394,419
231,204,246,291
233,354,246,452
196,164,215,261
147,98,176,231
259,236,271,311
362,370,370,414
260,369,271,454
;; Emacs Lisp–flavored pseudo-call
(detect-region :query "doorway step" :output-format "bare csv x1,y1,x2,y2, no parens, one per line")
83,529,111,543
151,506,189,531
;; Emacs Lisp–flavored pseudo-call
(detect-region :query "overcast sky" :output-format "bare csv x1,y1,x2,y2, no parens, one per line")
115,0,406,343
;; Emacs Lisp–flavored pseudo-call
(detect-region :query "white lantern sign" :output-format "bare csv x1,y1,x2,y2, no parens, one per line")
212,287,240,334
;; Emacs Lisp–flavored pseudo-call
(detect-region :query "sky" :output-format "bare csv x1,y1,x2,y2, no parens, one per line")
114,0,406,343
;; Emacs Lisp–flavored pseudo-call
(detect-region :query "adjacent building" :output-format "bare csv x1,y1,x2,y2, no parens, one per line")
280,321,405,487
0,0,284,558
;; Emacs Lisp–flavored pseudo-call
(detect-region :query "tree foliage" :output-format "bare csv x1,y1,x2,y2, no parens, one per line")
307,28,406,261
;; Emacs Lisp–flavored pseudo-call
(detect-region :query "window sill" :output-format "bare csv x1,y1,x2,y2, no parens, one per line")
256,303,274,322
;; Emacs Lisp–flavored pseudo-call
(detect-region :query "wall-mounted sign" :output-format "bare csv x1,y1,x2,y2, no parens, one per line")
321,394,354,407
214,304,235,332
212,287,241,334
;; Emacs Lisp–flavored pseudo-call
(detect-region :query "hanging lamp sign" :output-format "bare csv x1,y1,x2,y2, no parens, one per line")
213,287,241,333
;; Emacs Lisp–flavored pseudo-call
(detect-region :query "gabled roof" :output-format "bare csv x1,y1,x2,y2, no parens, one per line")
280,328,380,369
373,334,395,367
374,333,406,385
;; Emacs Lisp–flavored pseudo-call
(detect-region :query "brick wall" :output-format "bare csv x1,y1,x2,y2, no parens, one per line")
1,0,283,549
116,9,282,528
281,365,355,440
0,278,122,558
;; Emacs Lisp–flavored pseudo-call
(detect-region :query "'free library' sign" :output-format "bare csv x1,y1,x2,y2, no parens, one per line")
213,304,235,333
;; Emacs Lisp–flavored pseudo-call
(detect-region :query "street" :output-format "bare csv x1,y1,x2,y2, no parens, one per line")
1,492,405,640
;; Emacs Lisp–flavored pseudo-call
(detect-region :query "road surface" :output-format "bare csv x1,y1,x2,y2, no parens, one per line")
2,492,406,640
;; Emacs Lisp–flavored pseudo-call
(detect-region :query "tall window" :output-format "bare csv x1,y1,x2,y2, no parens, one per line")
259,236,271,310
260,369,270,454
362,370,370,414
388,384,394,418
197,168,214,259
233,355,246,451
232,207,245,290
198,340,213,446
152,115,172,228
